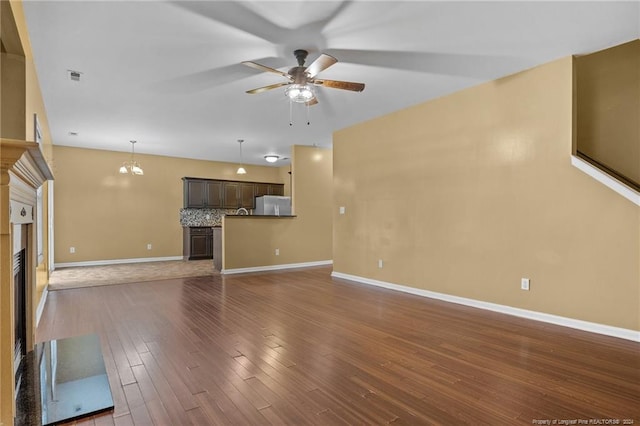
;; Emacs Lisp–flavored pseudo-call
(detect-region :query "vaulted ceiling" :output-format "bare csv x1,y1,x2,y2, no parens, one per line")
23,1,639,166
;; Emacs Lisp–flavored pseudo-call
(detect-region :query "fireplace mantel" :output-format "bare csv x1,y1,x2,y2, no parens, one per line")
1,138,53,188
1,137,53,423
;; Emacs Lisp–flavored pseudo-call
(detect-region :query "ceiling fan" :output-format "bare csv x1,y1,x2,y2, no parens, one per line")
242,49,365,105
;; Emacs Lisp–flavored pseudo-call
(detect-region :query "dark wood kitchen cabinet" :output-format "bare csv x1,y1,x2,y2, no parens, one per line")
240,182,255,208
222,181,254,209
183,178,222,208
270,184,284,196
254,183,285,197
183,177,284,209
183,227,213,260
222,182,239,208
254,183,268,197
206,181,223,207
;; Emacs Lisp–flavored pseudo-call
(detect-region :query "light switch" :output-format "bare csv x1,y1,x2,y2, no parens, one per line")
339,206,345,215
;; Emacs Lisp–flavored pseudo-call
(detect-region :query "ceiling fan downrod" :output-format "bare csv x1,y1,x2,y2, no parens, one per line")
293,49,308,66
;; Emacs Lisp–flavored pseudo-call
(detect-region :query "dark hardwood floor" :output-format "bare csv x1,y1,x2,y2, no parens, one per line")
37,266,639,425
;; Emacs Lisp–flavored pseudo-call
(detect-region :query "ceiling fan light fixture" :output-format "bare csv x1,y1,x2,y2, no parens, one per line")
285,84,315,103
264,155,279,163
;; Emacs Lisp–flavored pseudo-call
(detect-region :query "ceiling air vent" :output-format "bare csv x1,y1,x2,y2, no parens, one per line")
67,70,82,82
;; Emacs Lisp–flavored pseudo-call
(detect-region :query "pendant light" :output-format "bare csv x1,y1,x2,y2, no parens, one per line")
119,140,144,175
236,139,247,175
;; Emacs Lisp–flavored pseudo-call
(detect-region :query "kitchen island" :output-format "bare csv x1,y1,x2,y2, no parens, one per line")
180,209,298,273
221,214,331,274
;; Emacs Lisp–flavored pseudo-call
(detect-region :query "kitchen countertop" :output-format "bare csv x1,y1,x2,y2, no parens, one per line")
224,215,297,218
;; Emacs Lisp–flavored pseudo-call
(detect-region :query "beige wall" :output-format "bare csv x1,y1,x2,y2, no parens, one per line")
1,1,55,423
575,39,640,186
15,0,54,308
53,145,284,264
334,56,639,331
278,164,292,196
223,145,332,270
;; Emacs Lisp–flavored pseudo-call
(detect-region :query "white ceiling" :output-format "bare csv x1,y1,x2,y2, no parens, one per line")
23,1,639,167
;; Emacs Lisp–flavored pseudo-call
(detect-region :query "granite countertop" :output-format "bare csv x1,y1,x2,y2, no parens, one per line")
225,215,297,218
180,208,233,227
180,208,296,227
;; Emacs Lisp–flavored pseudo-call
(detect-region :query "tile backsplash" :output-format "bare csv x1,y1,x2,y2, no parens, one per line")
180,208,245,227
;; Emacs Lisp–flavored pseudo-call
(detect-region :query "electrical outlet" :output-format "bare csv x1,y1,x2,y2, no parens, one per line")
69,247,75,254
521,278,530,291
275,248,279,256
147,244,152,250
378,259,383,268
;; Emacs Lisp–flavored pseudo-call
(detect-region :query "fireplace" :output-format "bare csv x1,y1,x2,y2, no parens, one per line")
14,247,27,393
0,140,53,424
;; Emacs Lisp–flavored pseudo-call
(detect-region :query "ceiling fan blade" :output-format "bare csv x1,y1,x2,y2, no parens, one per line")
305,54,338,78
314,79,365,92
150,58,285,94
171,2,288,44
295,1,355,35
305,98,319,106
325,48,532,79
246,82,289,95
242,61,291,79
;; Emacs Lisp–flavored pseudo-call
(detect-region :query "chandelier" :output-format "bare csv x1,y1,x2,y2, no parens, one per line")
118,140,144,175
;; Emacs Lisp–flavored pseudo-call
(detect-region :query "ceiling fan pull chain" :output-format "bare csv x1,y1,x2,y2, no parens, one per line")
306,103,311,125
289,99,293,126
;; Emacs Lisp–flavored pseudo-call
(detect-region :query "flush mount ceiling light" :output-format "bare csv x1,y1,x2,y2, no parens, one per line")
264,155,280,163
119,140,144,175
284,84,315,103
236,139,247,175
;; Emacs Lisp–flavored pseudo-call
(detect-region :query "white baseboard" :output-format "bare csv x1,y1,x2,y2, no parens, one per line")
222,260,333,275
36,286,48,327
55,256,183,269
331,271,640,342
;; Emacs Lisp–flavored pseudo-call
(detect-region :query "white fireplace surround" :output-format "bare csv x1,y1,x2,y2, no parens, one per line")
0,138,53,419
